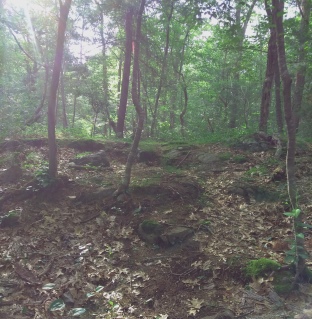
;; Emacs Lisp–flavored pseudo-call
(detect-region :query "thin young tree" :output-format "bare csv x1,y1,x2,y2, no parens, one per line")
115,0,146,195
116,7,133,138
48,0,72,179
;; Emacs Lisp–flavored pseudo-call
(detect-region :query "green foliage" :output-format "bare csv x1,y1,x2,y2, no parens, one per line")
21,124,48,138
59,120,92,139
34,166,54,187
245,258,281,278
283,208,310,264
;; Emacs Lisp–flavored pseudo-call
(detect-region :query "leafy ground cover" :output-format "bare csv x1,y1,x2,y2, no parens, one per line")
0,138,312,319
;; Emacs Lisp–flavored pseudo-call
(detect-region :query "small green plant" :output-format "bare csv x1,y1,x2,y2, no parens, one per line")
34,166,54,187
283,208,310,264
245,258,281,278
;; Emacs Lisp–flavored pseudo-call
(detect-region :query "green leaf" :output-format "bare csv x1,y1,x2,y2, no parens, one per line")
69,308,87,316
86,292,95,298
48,299,65,312
299,252,309,259
284,212,295,217
95,285,104,293
42,283,56,290
294,209,301,217
296,233,305,239
284,255,295,264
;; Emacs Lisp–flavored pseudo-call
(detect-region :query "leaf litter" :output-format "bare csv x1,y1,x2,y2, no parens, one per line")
0,141,312,318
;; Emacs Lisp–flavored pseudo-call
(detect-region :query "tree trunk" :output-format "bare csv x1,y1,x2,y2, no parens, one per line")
273,0,305,286
228,0,257,128
116,8,133,138
98,4,112,135
47,0,72,179
72,94,77,126
179,73,188,137
274,59,283,134
60,67,68,128
259,0,277,133
150,0,174,137
294,0,310,130
115,0,146,195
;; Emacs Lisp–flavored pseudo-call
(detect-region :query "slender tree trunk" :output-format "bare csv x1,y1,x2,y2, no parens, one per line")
273,0,305,285
72,94,77,126
228,0,256,128
179,73,188,137
259,0,277,133
274,59,283,134
48,0,72,179
115,0,146,195
116,8,133,138
294,0,311,130
98,4,112,135
150,0,174,137
60,67,68,128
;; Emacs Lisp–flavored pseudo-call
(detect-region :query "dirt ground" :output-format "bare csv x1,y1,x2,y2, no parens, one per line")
0,138,312,319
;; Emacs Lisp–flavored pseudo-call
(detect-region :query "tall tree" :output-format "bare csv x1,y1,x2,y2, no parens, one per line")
272,0,305,285
116,7,133,138
294,0,311,130
228,0,257,128
259,0,278,133
150,0,174,137
48,0,72,178
115,0,146,195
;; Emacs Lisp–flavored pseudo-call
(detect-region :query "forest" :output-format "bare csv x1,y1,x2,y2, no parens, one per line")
0,0,312,318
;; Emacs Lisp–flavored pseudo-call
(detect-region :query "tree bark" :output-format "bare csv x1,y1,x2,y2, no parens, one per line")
116,8,133,138
228,0,257,128
294,0,311,130
272,0,304,286
97,3,112,136
115,0,146,195
274,59,283,134
60,67,68,128
259,0,277,133
150,0,174,137
48,0,72,179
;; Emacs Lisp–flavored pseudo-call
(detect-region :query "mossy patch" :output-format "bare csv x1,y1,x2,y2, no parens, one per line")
245,258,281,278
